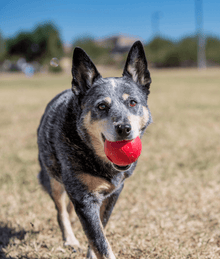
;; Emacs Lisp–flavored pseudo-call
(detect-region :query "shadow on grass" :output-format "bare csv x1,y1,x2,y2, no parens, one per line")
0,222,26,259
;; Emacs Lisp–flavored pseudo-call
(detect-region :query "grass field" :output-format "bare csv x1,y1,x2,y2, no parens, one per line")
0,68,220,259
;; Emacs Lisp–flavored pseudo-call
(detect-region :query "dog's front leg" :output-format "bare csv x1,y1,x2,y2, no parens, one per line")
100,183,124,228
74,198,116,259
87,184,124,258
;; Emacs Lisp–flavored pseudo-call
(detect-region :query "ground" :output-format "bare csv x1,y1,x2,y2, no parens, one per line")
0,68,220,258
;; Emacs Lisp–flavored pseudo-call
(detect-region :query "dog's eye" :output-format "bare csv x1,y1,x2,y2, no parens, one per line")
98,103,107,110
130,100,137,107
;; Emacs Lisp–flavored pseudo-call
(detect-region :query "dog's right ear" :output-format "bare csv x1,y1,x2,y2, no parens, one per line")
123,41,151,90
71,47,102,97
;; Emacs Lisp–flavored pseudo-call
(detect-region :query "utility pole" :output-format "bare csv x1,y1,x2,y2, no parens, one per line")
195,0,206,69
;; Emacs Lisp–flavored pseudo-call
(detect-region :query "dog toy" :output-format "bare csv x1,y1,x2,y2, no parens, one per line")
104,136,142,166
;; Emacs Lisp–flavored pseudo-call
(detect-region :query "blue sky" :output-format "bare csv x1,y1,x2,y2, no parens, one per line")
1,0,220,44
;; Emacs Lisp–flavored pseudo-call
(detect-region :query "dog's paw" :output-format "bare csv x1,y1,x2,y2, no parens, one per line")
86,247,97,259
64,238,82,253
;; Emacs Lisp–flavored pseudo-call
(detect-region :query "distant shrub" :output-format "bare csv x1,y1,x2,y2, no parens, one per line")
176,36,197,66
0,32,6,62
206,37,220,64
145,36,211,67
6,22,63,71
144,37,180,67
72,37,112,65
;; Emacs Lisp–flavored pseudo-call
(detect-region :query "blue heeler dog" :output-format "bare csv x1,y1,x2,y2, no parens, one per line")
37,41,152,259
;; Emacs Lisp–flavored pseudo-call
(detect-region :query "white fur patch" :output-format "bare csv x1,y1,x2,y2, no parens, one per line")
58,192,80,247
104,97,112,104
127,65,138,83
122,93,130,101
111,79,117,89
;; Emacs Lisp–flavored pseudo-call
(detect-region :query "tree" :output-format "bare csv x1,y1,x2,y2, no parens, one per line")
144,37,179,67
0,32,6,62
73,37,111,64
6,22,63,64
176,36,197,66
206,37,220,65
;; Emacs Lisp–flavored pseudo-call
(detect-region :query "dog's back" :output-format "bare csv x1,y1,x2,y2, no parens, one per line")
38,89,72,191
38,89,75,181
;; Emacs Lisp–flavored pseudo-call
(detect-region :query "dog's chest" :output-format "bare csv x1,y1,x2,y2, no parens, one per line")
77,172,124,196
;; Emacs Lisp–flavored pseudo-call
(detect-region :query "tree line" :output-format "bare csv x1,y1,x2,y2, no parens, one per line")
0,23,63,72
144,36,220,67
0,22,220,71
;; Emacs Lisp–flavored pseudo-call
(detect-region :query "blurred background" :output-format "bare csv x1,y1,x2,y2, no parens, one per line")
0,0,220,75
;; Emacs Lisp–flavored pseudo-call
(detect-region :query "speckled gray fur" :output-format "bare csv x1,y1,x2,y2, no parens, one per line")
37,41,152,259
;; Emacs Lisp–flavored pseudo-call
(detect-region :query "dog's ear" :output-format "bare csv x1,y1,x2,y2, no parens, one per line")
71,47,102,96
123,41,151,90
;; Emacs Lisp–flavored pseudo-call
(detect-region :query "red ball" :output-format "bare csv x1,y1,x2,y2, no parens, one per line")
104,136,142,166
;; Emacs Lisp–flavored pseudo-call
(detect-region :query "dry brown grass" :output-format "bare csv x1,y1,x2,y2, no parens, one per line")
0,68,220,258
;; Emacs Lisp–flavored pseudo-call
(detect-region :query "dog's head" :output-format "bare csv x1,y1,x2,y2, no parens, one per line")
72,41,152,169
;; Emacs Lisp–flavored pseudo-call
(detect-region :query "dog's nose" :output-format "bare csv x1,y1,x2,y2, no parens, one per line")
115,124,131,138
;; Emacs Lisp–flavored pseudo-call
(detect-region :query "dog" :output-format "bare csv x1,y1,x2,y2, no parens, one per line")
37,40,152,259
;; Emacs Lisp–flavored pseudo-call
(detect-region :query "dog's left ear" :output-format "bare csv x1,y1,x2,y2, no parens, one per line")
71,47,102,96
123,41,151,90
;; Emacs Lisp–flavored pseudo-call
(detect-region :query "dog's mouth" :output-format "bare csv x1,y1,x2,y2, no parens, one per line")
101,133,132,171
112,164,131,171
101,133,134,143
101,133,106,143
